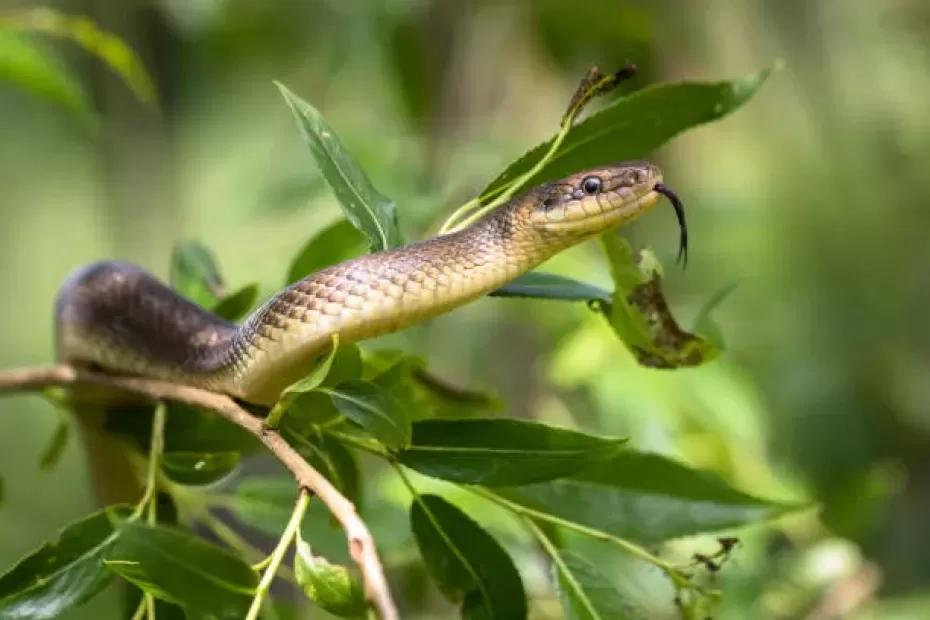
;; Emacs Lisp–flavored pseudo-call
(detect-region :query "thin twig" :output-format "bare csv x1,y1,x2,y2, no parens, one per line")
133,403,165,522
0,365,399,620
523,516,601,620
246,490,310,620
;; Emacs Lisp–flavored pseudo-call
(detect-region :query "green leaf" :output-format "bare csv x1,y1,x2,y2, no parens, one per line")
212,284,259,322
492,272,611,304
294,540,366,618
277,82,403,251
325,380,411,450
279,343,363,432
279,339,340,401
38,416,70,470
482,67,773,199
169,241,224,308
104,521,256,619
601,235,718,368
267,337,354,429
498,451,800,543
0,29,92,123
553,550,645,620
0,8,156,103
0,508,124,619
411,495,526,620
287,219,367,285
161,451,240,486
162,404,258,453
232,476,297,537
398,418,626,485
106,403,259,454
289,433,361,504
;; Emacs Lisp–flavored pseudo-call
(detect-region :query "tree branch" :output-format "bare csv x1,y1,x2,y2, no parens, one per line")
0,364,399,620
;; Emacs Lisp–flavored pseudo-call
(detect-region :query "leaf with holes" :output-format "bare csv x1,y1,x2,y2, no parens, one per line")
600,235,718,368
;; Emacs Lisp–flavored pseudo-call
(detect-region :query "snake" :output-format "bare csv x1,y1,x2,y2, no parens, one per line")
55,162,685,406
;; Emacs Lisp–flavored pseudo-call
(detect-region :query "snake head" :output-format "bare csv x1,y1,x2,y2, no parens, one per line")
527,161,664,237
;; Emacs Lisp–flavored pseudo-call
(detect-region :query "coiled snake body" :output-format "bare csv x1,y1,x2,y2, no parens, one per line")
56,163,674,405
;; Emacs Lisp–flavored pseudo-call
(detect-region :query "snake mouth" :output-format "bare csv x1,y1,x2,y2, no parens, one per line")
653,183,688,267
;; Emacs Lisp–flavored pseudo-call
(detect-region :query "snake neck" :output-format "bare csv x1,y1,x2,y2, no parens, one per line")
230,210,565,404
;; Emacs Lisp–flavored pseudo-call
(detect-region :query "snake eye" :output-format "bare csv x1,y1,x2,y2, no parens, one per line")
582,176,602,195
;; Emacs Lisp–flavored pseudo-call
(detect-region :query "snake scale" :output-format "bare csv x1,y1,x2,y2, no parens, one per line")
55,162,683,406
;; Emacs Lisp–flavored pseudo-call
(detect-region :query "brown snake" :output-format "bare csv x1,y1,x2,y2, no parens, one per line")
55,162,683,405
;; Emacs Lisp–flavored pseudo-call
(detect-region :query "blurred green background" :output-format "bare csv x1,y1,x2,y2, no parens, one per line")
1,0,929,618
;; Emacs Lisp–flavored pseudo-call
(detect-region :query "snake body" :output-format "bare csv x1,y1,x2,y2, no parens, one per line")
55,162,667,405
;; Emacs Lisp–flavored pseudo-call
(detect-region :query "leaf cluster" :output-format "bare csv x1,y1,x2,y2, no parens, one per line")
0,45,798,620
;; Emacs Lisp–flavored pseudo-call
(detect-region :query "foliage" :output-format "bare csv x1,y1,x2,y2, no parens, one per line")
0,10,805,619
0,7,154,125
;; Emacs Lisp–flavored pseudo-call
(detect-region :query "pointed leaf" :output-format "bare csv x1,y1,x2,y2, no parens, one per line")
411,495,526,619
398,418,626,485
277,83,403,251
0,508,125,619
482,67,773,200
104,522,256,619
492,272,611,305
498,451,801,543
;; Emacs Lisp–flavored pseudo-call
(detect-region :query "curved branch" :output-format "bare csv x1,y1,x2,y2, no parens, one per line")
0,364,398,620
